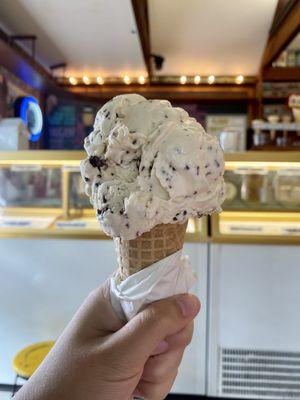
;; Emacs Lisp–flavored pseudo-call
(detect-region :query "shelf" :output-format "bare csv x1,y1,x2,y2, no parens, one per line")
251,122,300,131
224,151,300,163
1,150,300,163
263,67,300,82
262,96,288,101
211,211,300,245
0,213,206,242
0,150,84,164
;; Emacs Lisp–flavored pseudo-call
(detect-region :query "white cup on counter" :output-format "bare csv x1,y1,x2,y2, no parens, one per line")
219,127,240,152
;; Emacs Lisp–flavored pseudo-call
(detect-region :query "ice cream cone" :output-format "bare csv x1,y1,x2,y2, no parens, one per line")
114,221,188,281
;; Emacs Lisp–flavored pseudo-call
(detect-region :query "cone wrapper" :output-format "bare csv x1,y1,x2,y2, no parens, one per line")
110,249,197,320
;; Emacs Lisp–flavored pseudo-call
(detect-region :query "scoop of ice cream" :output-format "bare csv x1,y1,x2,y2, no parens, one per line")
81,94,225,240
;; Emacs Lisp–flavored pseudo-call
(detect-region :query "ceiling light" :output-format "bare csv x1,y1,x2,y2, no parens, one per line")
82,76,90,85
194,75,201,84
138,75,146,84
235,75,244,84
96,76,104,85
208,75,215,84
123,75,131,85
68,77,78,85
180,75,187,84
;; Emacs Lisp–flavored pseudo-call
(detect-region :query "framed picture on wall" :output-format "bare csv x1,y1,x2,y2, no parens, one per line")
206,114,247,152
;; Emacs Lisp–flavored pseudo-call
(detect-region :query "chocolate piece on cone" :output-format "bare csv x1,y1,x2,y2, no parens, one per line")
115,221,188,281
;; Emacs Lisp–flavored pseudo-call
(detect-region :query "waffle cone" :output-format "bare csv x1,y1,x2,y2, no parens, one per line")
114,221,187,281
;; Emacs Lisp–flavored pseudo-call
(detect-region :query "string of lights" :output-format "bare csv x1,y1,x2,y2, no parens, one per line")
65,74,249,86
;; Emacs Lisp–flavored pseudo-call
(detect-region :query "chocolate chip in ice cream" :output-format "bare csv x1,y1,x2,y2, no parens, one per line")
97,206,108,216
89,156,107,170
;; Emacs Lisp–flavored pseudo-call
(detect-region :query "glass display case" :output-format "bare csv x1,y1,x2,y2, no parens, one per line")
212,152,300,244
0,167,61,209
1,151,299,243
0,151,206,242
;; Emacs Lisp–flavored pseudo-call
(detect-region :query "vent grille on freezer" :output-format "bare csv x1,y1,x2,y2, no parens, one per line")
220,348,300,399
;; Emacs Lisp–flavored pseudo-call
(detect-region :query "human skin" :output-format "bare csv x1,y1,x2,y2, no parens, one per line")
14,279,200,400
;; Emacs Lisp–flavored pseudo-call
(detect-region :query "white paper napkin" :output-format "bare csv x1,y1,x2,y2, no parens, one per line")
110,250,197,320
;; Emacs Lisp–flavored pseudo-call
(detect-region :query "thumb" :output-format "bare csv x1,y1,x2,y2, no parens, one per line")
109,293,200,365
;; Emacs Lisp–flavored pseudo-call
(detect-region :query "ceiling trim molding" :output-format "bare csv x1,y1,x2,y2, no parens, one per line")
131,0,152,80
261,0,300,69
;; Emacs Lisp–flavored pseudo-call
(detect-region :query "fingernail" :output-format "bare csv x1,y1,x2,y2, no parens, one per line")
133,388,143,398
176,294,200,318
152,340,169,355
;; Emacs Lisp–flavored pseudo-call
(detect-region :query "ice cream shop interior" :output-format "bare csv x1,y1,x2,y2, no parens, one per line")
0,0,300,398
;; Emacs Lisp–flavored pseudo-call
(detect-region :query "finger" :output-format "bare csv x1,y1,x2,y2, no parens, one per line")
142,348,184,383
166,321,194,351
135,368,178,400
66,279,124,339
150,322,193,356
152,340,169,356
109,293,200,365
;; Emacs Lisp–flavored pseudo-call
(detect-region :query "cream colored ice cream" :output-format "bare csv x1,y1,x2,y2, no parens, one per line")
81,94,225,240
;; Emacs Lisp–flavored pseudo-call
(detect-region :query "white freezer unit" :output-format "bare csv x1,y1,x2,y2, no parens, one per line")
172,242,208,395
208,243,300,400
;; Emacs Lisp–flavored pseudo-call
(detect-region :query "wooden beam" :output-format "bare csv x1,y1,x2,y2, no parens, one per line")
261,0,300,69
269,0,292,36
66,84,256,101
131,0,152,79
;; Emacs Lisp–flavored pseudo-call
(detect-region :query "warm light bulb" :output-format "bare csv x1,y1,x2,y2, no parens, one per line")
138,75,146,84
123,75,131,84
96,76,104,85
235,74,244,84
68,77,78,85
180,75,187,84
208,75,215,84
194,75,201,84
82,76,90,85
